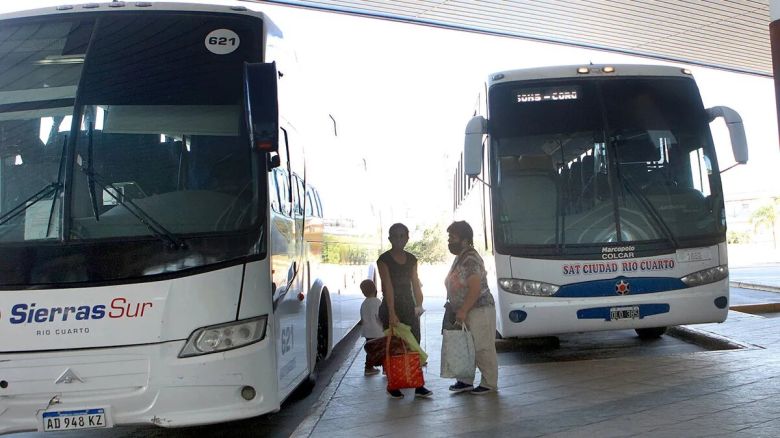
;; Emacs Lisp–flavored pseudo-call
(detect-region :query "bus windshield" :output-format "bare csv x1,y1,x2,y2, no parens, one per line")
489,77,725,255
0,13,263,243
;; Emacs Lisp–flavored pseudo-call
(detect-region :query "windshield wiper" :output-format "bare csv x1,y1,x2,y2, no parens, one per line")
85,120,100,222
77,157,186,250
615,169,679,248
0,135,69,232
0,182,61,227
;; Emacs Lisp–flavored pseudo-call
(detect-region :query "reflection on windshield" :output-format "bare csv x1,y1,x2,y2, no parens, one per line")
0,18,86,242
0,181,61,227
0,14,263,244
0,115,70,242
77,151,185,249
490,77,724,251
0,12,269,285
71,105,254,240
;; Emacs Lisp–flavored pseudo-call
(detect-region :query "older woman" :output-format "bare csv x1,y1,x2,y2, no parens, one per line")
444,220,498,394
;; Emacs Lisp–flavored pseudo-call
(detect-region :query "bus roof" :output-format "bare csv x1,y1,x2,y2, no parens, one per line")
488,64,695,86
0,1,281,37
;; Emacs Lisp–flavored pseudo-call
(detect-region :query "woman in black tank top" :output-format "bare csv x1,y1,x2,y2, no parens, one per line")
378,249,420,340
377,223,432,398
377,223,423,341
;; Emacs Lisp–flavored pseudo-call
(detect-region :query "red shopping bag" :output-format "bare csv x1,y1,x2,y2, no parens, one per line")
384,329,424,390
365,336,406,368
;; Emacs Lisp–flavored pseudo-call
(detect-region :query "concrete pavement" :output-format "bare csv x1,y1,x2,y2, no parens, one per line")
293,277,780,437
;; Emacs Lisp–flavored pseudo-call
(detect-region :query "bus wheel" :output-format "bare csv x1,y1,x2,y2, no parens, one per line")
300,299,329,396
316,298,329,362
635,327,667,339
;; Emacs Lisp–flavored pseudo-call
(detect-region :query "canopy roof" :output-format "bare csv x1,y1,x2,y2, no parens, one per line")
266,0,772,77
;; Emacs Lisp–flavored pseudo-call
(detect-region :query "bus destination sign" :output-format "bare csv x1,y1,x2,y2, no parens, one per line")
516,86,580,103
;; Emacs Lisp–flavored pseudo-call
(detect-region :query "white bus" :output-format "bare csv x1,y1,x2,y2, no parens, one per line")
0,2,379,434
454,64,748,340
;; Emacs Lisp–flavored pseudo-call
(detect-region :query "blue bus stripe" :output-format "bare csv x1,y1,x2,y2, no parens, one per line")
555,277,686,297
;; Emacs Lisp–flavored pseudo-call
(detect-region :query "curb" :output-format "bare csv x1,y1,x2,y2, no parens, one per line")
729,281,780,293
730,302,780,315
290,332,364,438
667,325,757,351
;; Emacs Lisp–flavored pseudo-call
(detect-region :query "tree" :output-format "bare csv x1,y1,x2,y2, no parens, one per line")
727,230,750,244
750,198,779,249
407,224,448,264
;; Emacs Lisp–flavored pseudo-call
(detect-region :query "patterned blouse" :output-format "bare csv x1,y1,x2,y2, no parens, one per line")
444,247,495,310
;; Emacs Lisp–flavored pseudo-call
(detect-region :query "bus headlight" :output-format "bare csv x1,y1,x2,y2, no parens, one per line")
498,278,560,296
681,265,728,287
178,315,268,358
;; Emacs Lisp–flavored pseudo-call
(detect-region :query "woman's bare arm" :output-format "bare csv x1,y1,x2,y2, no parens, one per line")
411,262,423,308
377,261,399,325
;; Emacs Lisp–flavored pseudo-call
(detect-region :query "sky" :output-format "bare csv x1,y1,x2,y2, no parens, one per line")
2,0,779,232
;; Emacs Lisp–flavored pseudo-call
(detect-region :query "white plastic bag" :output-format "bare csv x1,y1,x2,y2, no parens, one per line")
440,325,475,379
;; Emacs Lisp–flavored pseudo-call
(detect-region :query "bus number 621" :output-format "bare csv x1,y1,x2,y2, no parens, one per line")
281,325,293,354
208,37,236,46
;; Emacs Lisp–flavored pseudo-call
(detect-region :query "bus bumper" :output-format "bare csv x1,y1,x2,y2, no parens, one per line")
496,279,729,338
0,338,279,434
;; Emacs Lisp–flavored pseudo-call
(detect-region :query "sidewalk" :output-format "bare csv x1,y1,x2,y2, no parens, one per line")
294,296,780,437
729,276,780,294
729,264,780,303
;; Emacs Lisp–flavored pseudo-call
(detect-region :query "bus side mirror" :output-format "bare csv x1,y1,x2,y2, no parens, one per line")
268,154,281,169
464,116,486,176
707,106,748,164
244,62,279,154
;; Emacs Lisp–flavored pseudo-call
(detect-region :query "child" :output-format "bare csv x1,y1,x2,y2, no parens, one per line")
360,279,383,376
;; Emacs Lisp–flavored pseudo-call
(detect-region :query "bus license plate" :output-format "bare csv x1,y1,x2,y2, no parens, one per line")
610,306,640,321
42,408,107,432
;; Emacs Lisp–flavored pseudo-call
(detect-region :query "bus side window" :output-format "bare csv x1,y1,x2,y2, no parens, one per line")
305,187,314,217
277,126,293,216
298,176,303,216
314,188,323,218
270,169,282,213
294,175,305,216
276,169,291,216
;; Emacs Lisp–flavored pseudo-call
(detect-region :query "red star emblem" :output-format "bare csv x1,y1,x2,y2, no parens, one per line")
615,280,630,295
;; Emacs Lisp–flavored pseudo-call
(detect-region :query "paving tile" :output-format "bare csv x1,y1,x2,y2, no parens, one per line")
298,289,780,437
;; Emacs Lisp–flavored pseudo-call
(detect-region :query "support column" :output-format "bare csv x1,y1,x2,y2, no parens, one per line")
772,0,780,149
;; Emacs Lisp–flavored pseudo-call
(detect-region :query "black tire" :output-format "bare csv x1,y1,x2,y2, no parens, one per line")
299,298,329,397
635,327,667,339
316,297,329,362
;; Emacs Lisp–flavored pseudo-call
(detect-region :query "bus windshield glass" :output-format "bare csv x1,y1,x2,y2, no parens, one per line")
489,77,724,255
0,18,83,241
0,13,264,242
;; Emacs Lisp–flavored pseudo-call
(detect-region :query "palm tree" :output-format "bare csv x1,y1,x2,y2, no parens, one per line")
750,199,779,249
